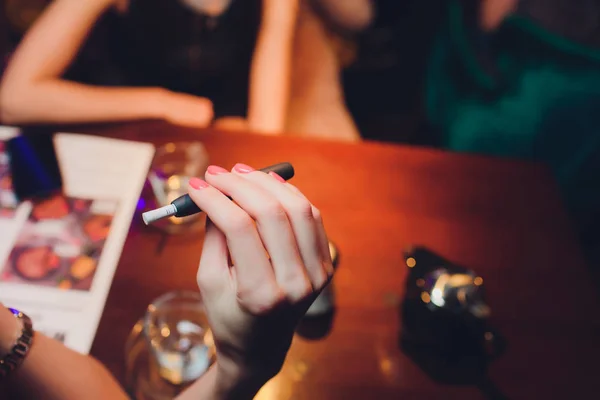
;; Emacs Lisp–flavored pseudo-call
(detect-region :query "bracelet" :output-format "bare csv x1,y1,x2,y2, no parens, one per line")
0,308,34,379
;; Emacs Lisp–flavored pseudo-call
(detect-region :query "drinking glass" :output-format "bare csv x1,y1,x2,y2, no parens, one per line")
140,142,209,234
125,291,216,400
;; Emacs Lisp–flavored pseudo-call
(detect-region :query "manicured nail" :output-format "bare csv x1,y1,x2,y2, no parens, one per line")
189,177,209,190
269,171,286,183
207,165,228,175
233,163,255,173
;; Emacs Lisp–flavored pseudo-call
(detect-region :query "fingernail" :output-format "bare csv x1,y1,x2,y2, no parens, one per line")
269,171,286,183
189,177,209,190
233,163,255,173
207,165,229,175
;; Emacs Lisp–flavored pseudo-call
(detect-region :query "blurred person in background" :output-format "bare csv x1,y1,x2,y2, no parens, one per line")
425,0,600,258
281,0,374,142
0,0,373,140
213,0,374,141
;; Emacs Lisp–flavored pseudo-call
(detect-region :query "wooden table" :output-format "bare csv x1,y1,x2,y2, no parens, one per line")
80,122,599,399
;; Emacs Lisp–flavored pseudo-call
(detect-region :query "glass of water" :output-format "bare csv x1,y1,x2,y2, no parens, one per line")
142,142,209,234
145,291,216,384
125,291,216,400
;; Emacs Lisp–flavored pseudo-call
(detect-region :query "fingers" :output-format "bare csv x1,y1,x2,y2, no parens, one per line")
230,165,331,289
189,163,333,315
187,177,281,314
204,165,313,303
284,182,334,278
196,218,230,295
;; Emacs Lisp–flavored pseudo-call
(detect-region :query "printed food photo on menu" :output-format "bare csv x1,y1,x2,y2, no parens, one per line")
0,193,118,291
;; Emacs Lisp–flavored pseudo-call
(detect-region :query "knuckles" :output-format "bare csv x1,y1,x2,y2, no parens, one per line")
310,205,322,223
310,268,330,291
236,282,285,315
287,199,314,222
253,199,288,225
278,270,313,303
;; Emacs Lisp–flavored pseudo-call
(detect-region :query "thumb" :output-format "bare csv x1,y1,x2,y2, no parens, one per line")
197,218,230,295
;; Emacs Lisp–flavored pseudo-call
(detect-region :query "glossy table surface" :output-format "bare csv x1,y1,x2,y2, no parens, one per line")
26,122,600,398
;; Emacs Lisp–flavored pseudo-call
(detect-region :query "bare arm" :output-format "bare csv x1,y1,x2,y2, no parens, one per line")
0,306,127,400
0,305,261,400
0,0,212,127
245,0,299,134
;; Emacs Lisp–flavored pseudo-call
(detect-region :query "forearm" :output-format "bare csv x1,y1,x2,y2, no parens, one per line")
0,0,162,126
4,335,128,400
246,2,298,134
0,307,127,400
0,80,166,125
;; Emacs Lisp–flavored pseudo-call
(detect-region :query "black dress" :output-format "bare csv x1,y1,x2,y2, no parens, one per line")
66,0,261,118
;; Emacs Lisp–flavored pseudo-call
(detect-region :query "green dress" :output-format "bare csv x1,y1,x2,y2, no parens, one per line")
426,1,600,237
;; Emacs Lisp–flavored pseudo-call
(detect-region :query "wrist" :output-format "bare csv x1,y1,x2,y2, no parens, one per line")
213,360,271,399
0,306,21,356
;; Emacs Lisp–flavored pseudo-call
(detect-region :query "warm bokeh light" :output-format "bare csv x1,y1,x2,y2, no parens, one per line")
164,142,176,153
166,175,181,191
160,326,170,337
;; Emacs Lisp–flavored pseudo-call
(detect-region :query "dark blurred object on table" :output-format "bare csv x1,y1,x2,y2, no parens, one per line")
295,241,339,340
6,128,62,201
400,246,506,385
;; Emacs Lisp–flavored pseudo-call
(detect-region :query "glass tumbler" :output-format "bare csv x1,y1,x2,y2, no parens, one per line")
142,142,209,234
125,291,216,400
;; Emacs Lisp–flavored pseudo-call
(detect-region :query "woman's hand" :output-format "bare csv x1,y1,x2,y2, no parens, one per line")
160,91,214,128
188,163,334,394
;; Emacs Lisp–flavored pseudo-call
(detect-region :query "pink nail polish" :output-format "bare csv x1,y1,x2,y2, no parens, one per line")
189,177,209,189
233,163,255,173
207,165,229,175
269,171,286,183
